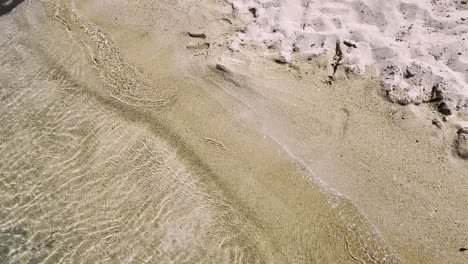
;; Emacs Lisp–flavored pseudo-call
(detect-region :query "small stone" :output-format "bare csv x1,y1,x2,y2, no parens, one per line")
460,248,467,252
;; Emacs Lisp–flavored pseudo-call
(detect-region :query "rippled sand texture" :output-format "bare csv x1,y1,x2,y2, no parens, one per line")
0,1,400,263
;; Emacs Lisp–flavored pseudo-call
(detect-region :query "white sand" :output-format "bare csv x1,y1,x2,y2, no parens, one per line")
229,0,468,117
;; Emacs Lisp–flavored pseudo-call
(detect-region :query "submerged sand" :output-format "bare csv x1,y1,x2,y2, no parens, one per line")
0,0,467,263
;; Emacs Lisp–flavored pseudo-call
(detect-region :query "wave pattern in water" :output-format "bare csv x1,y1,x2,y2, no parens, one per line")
0,5,279,264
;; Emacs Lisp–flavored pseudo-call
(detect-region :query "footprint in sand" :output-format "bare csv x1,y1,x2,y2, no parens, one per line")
335,107,350,142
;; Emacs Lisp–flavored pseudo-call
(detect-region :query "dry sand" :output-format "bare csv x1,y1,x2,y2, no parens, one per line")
229,0,468,117
0,0,467,263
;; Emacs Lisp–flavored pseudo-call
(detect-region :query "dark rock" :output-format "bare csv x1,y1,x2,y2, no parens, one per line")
437,102,452,116
460,248,467,252
248,7,257,18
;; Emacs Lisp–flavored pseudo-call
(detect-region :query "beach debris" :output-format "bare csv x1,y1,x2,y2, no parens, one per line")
343,40,357,48
332,41,343,75
456,128,468,159
188,32,207,39
460,248,468,252
325,41,344,84
437,102,452,116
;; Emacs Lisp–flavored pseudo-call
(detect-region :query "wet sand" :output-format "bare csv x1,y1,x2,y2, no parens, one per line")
0,0,467,263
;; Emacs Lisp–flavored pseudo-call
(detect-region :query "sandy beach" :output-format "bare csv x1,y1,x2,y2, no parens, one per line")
1,0,467,263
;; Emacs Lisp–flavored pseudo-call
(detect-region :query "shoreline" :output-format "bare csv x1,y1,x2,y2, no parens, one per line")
0,0,467,263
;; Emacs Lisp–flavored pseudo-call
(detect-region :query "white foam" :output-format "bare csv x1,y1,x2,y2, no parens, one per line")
229,0,468,115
